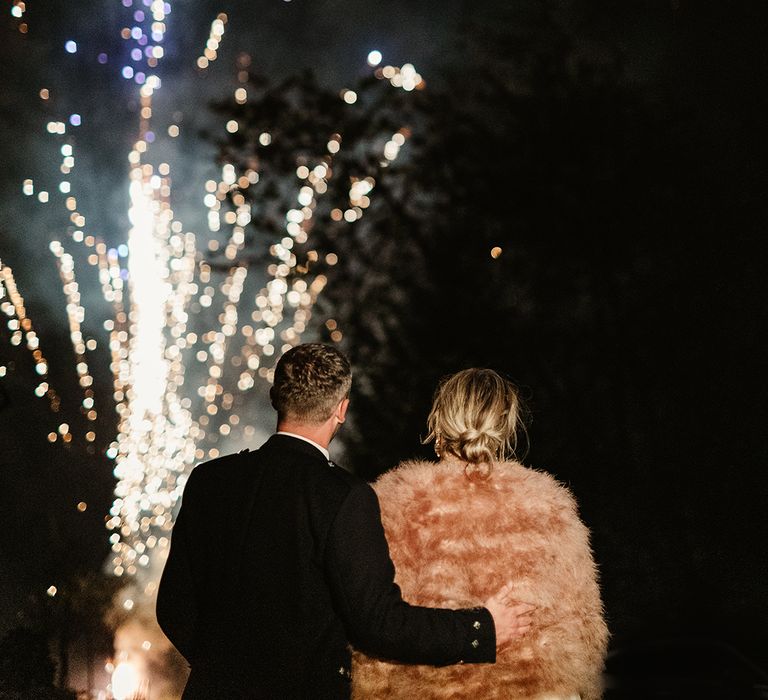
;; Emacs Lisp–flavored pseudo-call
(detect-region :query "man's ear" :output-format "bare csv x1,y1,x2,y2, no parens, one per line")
336,398,350,424
269,386,277,409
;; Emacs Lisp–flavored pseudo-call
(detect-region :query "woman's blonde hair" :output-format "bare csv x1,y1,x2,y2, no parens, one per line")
424,368,524,466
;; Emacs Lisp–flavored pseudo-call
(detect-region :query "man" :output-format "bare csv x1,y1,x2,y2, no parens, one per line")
157,343,533,698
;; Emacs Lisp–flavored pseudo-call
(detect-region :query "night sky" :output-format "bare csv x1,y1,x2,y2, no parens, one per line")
1,0,767,696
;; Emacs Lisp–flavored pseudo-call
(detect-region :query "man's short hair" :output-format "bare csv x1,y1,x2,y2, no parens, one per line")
271,343,352,424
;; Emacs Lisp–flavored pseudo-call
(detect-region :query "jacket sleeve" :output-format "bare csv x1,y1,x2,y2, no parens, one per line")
324,480,496,665
156,471,199,663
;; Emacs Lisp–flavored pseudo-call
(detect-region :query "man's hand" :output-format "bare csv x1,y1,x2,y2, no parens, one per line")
484,583,535,649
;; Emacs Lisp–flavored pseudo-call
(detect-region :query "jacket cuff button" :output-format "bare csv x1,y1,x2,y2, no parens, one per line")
471,639,479,648
473,620,481,629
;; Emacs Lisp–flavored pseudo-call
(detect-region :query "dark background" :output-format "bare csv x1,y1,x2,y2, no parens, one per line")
0,0,766,695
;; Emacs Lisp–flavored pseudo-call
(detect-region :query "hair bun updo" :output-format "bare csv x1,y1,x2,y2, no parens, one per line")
425,368,524,469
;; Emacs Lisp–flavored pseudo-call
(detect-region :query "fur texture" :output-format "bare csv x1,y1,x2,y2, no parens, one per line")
352,458,608,699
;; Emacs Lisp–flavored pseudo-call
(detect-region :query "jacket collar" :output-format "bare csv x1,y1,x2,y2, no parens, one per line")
275,431,330,459
262,433,332,465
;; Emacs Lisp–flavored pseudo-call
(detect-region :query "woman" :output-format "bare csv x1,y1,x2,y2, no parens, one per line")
352,369,608,699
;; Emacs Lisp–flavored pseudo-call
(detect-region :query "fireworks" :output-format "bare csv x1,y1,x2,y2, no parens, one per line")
1,2,420,690
3,8,419,565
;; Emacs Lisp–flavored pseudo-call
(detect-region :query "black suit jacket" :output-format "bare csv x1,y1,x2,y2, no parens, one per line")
156,434,495,699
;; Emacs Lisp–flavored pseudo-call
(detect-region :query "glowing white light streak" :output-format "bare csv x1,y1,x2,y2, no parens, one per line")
107,0,199,591
126,177,170,423
111,662,141,700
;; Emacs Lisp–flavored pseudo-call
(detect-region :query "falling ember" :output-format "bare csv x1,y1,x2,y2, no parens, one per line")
367,50,383,66
11,1,27,32
10,2,26,19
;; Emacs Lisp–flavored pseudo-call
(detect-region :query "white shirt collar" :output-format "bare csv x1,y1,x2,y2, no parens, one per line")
275,431,330,460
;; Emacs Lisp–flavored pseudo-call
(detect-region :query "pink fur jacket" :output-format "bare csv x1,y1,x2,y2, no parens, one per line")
351,457,609,699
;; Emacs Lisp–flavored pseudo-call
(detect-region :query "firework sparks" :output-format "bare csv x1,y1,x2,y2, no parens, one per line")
3,42,422,541
197,13,228,70
1,3,420,688
0,261,62,415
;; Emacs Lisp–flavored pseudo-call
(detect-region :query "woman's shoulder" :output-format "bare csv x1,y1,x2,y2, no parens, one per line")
373,458,575,506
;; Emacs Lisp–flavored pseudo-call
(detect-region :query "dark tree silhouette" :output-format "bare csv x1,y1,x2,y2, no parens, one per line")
0,627,75,700
0,323,120,695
